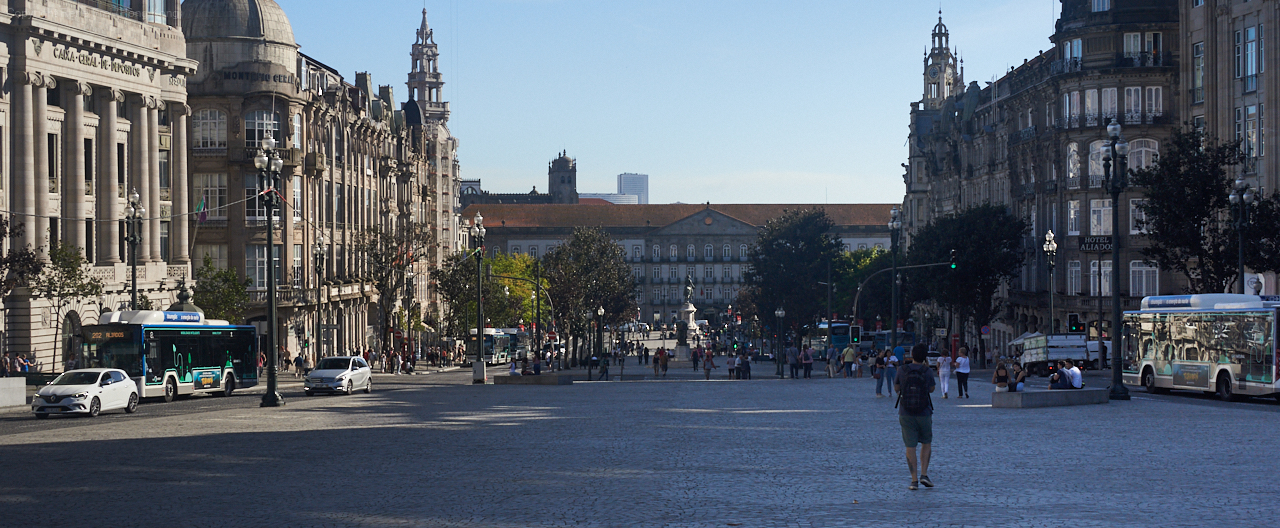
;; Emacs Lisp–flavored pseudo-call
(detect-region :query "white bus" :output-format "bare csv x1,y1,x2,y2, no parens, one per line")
1123,294,1278,401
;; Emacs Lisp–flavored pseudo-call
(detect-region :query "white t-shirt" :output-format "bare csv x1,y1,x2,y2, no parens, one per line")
936,356,950,373
885,356,899,368
1068,366,1083,388
955,356,971,373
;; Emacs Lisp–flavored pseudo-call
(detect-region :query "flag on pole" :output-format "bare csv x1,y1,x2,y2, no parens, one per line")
197,197,208,223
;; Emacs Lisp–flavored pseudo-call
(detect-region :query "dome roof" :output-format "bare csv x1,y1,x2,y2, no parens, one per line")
182,0,296,47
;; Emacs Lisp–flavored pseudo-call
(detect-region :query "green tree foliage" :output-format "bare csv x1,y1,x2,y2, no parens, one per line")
435,252,535,339
192,254,251,323
352,221,434,356
0,219,43,296
1130,127,1280,293
744,208,842,336
905,204,1027,334
32,243,104,362
542,227,634,362
833,247,893,328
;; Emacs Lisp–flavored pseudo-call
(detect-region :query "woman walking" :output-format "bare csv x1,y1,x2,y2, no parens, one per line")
873,351,888,397
955,347,971,398
936,350,952,399
703,349,717,380
885,347,901,398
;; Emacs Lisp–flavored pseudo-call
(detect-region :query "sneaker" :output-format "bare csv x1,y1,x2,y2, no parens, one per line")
909,481,918,491
919,475,934,488
943,394,948,399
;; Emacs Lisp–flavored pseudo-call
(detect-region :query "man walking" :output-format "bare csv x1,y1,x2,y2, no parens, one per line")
842,343,858,378
895,343,937,491
786,344,800,379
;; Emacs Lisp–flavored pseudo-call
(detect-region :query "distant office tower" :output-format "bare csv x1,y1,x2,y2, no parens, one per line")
617,173,649,204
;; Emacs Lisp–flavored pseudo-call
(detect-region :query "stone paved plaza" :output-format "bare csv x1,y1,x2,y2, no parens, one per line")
1,365,1279,527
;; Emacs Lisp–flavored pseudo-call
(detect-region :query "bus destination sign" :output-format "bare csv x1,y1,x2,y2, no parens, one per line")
163,312,202,322
85,329,132,343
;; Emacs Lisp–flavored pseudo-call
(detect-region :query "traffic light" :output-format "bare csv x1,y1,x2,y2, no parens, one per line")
949,249,958,269
850,327,862,343
1068,313,1083,333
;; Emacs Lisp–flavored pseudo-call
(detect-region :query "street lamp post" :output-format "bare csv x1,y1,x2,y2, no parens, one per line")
774,306,785,377
313,234,327,363
255,135,286,407
1102,119,1131,401
1043,230,1058,335
1229,177,1256,294
888,206,902,350
596,306,605,380
470,212,486,384
124,189,145,310
751,315,758,354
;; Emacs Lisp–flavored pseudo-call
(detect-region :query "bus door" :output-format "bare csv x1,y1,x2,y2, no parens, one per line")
144,331,163,385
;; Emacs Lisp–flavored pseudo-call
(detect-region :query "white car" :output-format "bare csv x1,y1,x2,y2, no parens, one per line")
304,356,372,396
32,368,139,419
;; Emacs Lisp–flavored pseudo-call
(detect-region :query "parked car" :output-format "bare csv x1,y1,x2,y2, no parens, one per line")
304,356,373,396
926,351,944,370
31,368,139,419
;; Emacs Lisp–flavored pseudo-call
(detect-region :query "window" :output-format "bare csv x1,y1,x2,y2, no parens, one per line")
1090,260,1113,296
84,139,95,196
1192,42,1205,103
292,176,303,221
1067,261,1082,295
704,244,713,259
1102,88,1118,118
1090,199,1112,236
703,266,713,279
652,245,660,261
293,244,303,288
292,114,302,148
193,109,227,150
632,246,641,259
1124,33,1141,57
1246,105,1259,157
722,244,730,258
1088,141,1107,181
245,110,280,149
1085,89,1098,124
653,266,660,279
245,176,268,221
245,245,282,289
1131,261,1158,297
336,183,345,224
511,246,521,255
723,265,731,278
668,265,676,279
739,244,748,258
145,0,165,23
160,222,170,263
633,266,643,279
1193,0,1203,6
1144,87,1162,119
1235,30,1244,79
1129,139,1159,170
1063,93,1071,124
194,173,227,219
1091,0,1109,12
669,245,677,261
1070,91,1080,123
529,246,538,259
686,244,694,260
1129,199,1148,235
1124,87,1141,123
1067,142,1080,182
193,244,227,269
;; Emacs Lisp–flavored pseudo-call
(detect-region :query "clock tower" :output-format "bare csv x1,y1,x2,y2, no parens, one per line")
923,13,960,109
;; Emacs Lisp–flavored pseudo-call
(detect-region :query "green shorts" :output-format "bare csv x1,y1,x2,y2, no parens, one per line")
899,414,933,447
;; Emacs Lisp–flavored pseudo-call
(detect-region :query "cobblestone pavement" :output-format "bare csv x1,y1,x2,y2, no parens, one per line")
1,367,1278,527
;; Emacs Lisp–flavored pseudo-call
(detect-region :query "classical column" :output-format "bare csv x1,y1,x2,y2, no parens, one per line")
171,102,190,264
65,81,90,255
130,94,150,262
13,72,34,250
148,102,162,263
33,75,51,254
100,89,123,264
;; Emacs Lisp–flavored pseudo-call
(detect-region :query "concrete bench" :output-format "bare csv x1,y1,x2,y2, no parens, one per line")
492,374,573,385
0,377,26,408
991,388,1110,408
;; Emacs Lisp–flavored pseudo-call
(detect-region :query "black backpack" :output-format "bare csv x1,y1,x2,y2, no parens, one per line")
897,365,932,414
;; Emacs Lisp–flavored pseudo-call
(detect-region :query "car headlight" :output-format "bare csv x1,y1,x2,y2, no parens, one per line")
72,392,89,400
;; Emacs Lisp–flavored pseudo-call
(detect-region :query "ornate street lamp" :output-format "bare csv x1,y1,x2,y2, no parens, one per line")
1043,230,1058,334
125,188,145,310
596,306,605,379
313,234,327,362
888,206,903,349
774,306,785,377
1102,119,1131,401
470,212,486,384
1229,176,1256,294
255,135,286,407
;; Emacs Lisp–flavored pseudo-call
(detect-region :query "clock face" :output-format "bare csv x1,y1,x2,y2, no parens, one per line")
928,67,940,79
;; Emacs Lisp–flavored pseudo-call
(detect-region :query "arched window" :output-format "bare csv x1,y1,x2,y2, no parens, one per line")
739,244,748,259
669,245,677,261
686,244,694,260
245,110,280,148
192,109,227,150
652,245,660,261
1088,140,1107,179
722,244,730,258
1129,139,1159,170
1066,142,1080,181
704,244,713,259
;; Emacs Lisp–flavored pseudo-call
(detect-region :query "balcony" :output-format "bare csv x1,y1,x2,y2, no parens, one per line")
1116,52,1167,68
305,152,329,174
1050,58,1082,75
1066,177,1081,190
1124,111,1142,125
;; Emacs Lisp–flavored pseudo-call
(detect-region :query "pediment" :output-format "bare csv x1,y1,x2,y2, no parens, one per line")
649,208,757,237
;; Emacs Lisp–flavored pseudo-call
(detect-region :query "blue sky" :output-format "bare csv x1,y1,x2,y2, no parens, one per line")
277,0,1058,204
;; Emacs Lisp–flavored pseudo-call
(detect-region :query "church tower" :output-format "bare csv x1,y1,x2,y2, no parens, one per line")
548,151,579,204
923,13,961,109
407,9,449,122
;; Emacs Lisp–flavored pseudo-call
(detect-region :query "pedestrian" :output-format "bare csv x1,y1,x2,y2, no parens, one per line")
842,343,858,378
874,351,887,397
992,363,1010,392
738,352,751,380
801,346,814,379
692,346,700,370
1010,362,1026,392
703,349,717,380
257,351,266,378
303,353,312,376
0,353,8,378
653,348,662,378
885,348,901,398
293,354,304,378
598,355,610,381
725,354,737,379
954,347,971,398
895,343,936,491
826,344,839,378
936,350,952,398
786,344,800,379
660,348,669,378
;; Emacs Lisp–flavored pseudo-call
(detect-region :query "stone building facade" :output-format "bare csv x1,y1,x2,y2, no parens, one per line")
0,0,196,371
462,203,893,325
905,2,1180,355
459,151,580,208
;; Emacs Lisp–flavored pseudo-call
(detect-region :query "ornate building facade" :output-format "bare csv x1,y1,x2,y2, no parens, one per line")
459,151,580,208
905,2,1180,355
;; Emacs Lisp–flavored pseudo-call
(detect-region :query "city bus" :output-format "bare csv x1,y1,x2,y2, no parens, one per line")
470,328,512,365
1123,294,1279,401
79,310,259,402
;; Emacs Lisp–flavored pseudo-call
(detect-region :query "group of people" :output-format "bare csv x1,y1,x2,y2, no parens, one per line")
0,352,33,377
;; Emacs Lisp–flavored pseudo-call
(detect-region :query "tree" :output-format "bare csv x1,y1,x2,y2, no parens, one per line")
833,247,893,328
192,254,251,323
0,219,43,298
31,243,103,367
353,221,434,357
905,204,1027,350
542,227,634,366
1130,126,1280,293
744,208,842,340
435,252,538,340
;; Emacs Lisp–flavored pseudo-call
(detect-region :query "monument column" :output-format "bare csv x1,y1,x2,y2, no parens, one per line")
171,102,190,264
129,94,150,262
13,72,34,250
147,101,162,263
65,81,90,255
100,89,123,264
33,75,52,254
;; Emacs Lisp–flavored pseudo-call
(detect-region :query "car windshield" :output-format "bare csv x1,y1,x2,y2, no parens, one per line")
316,358,351,370
52,372,101,385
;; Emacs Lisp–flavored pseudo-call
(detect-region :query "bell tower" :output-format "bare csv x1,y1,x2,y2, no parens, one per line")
923,12,960,109
407,9,449,122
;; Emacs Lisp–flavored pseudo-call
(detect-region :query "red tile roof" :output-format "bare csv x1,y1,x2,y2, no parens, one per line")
462,203,896,228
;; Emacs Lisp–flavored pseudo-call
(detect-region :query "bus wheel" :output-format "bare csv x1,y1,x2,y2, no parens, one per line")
1216,373,1236,402
220,377,235,397
163,379,177,403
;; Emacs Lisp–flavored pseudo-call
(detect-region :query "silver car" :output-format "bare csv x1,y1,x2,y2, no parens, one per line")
304,356,372,396
32,368,139,419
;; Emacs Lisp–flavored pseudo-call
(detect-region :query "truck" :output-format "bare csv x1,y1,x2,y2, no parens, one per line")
1020,334,1113,377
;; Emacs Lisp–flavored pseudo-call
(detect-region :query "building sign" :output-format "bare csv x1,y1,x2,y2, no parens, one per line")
1079,236,1113,252
52,47,143,78
221,70,297,85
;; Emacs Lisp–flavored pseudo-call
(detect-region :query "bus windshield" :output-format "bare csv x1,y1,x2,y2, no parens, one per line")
81,326,142,378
